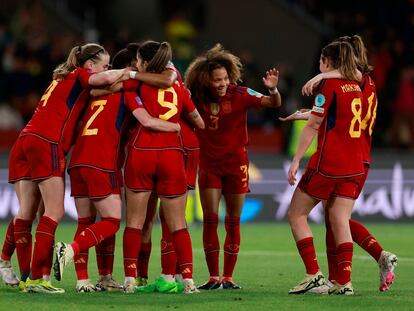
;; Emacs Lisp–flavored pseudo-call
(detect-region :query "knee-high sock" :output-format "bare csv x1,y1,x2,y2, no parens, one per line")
31,216,57,280
350,219,383,262
96,232,116,277
138,241,152,278
1,219,15,261
172,228,193,279
223,216,240,278
296,237,319,275
202,213,219,277
14,218,32,281
73,216,95,280
160,219,176,275
123,227,141,278
336,242,353,285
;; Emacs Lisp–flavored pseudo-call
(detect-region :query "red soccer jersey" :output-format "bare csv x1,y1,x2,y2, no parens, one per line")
21,67,93,153
180,120,199,150
124,80,196,150
308,79,365,177
359,74,378,164
68,91,139,171
195,84,263,161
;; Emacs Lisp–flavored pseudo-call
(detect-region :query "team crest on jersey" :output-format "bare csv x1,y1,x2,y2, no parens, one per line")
222,100,232,113
247,88,263,98
210,103,220,115
315,94,325,107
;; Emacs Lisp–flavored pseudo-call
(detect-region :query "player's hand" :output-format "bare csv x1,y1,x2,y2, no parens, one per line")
279,109,310,122
262,68,279,90
287,159,299,186
302,73,324,96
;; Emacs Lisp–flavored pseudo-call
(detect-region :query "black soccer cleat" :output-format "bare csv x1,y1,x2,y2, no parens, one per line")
197,279,222,290
222,280,241,289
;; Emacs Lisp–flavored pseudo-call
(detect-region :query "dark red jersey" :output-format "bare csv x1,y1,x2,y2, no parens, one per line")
68,91,139,172
21,67,93,153
180,120,199,150
194,84,263,161
359,74,378,164
308,79,365,177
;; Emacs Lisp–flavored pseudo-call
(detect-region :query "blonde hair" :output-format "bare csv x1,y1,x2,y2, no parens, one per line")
336,35,373,74
184,44,242,103
53,43,107,80
321,41,358,80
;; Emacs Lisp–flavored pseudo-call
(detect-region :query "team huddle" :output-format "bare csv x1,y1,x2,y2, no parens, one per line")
0,35,397,296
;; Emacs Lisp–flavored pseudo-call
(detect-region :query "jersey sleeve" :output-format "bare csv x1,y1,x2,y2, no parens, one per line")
123,79,140,92
123,91,145,112
77,68,93,88
310,80,334,118
241,87,263,109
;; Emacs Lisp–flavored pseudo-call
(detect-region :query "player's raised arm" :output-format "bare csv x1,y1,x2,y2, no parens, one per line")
260,68,282,108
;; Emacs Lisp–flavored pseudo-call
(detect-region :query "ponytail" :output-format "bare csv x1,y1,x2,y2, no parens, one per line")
336,35,373,74
138,41,172,73
53,43,107,80
321,41,358,81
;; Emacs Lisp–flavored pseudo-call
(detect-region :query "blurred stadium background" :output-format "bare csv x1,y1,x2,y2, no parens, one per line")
0,0,413,224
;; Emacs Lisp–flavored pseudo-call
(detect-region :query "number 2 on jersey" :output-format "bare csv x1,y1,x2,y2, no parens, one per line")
158,87,178,120
82,100,107,136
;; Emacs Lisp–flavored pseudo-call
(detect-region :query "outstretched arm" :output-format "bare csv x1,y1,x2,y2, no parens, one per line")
88,68,130,86
132,108,180,132
130,69,177,89
90,82,123,97
279,109,311,122
260,68,282,108
186,109,205,129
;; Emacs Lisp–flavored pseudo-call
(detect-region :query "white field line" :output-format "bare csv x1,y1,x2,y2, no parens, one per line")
193,248,414,263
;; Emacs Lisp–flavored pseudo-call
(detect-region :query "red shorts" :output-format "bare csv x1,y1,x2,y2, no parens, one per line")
8,135,65,183
355,164,369,197
185,149,199,190
69,167,121,198
198,148,249,194
124,149,187,197
298,168,365,201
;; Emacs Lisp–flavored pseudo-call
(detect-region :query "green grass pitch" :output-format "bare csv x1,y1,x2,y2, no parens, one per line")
0,223,412,311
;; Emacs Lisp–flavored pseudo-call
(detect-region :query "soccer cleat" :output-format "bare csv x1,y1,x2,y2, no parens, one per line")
289,271,326,294
76,279,100,293
136,276,148,287
154,276,178,293
222,280,241,289
25,278,65,294
135,281,157,293
123,278,137,293
308,279,334,294
378,251,398,292
197,278,221,290
183,278,200,294
19,280,27,292
53,242,74,281
0,259,20,286
96,275,123,292
328,282,354,295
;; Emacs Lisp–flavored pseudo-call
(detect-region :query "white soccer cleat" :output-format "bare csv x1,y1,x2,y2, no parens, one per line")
53,242,74,281
183,278,200,294
123,277,137,293
308,279,334,294
289,271,326,294
96,275,123,292
328,281,354,295
378,251,398,292
76,279,100,293
0,259,19,286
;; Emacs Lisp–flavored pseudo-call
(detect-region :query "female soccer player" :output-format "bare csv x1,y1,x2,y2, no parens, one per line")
284,35,397,293
7,43,130,293
287,40,363,295
53,46,181,293
184,44,281,289
122,41,203,293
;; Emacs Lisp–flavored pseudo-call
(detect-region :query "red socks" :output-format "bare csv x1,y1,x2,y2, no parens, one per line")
336,242,353,285
223,216,240,278
96,233,116,277
296,237,319,275
350,219,383,262
31,216,57,280
71,218,120,255
160,220,176,275
172,228,193,279
138,242,151,278
202,213,219,277
1,219,15,261
123,227,141,278
13,218,33,281
73,216,95,280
